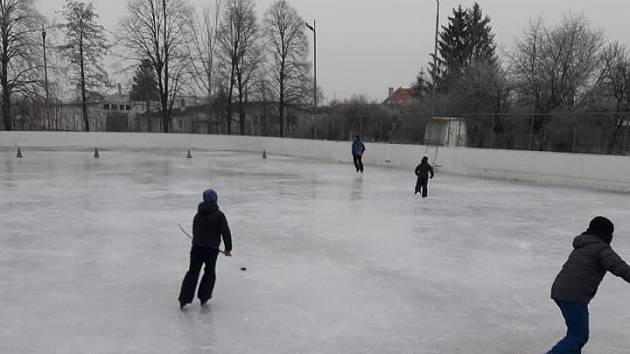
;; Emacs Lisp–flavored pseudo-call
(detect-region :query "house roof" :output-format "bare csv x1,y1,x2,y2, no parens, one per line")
383,87,416,105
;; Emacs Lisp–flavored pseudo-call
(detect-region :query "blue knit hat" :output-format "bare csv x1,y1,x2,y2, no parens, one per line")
203,189,218,204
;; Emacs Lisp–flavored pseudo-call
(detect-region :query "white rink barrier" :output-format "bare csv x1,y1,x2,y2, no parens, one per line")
1,131,629,192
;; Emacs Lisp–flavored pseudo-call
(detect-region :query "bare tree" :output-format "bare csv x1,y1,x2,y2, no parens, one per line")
510,15,604,148
451,60,511,147
186,0,221,101
60,0,109,132
597,41,630,153
0,0,43,131
234,28,262,135
263,0,310,137
119,0,192,133
217,0,258,135
185,0,222,133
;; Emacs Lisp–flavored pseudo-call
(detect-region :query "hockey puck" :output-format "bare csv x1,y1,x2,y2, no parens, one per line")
240,267,247,271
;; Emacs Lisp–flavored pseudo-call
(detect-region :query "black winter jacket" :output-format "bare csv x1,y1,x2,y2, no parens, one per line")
192,202,232,251
551,233,630,304
415,162,435,180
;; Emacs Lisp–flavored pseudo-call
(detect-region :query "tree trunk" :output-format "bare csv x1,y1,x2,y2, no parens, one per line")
79,32,89,132
279,73,285,137
1,91,10,131
608,113,623,155
239,104,245,134
236,68,245,135
226,62,235,135
207,72,213,134
161,93,169,132
162,0,170,133
237,84,245,135
608,102,624,154
278,102,284,138
1,55,11,131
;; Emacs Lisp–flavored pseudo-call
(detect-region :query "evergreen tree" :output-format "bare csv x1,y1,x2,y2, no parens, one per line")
129,59,159,112
431,5,467,90
430,3,497,92
411,70,430,99
464,3,496,65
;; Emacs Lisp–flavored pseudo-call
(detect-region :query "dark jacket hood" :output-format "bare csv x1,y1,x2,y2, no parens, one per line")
198,202,220,215
573,233,610,249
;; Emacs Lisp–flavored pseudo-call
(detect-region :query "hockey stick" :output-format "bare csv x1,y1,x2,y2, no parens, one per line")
178,224,227,256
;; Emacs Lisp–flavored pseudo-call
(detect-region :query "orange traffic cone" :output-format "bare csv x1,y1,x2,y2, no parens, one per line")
94,148,100,158
16,146,23,158
186,149,192,159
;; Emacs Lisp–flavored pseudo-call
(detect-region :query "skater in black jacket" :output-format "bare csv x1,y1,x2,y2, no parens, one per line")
414,156,434,198
547,217,630,353
178,189,232,309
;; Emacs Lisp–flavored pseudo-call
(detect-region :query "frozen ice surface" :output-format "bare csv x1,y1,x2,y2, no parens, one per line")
1,150,630,354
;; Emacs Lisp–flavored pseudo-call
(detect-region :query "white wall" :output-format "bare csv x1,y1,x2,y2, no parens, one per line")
1,131,629,192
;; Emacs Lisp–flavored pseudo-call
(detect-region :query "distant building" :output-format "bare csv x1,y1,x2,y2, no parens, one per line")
383,87,417,106
101,88,145,132
39,86,145,132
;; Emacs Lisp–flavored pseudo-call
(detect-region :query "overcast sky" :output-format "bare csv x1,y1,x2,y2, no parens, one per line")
36,0,630,102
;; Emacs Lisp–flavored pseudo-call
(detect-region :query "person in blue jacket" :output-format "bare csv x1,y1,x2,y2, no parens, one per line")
352,136,366,173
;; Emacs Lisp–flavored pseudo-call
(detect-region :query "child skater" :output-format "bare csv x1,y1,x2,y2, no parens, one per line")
414,155,434,198
547,217,630,353
351,135,366,173
178,189,232,309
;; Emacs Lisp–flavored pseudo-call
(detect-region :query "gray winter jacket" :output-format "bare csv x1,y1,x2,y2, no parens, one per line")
551,233,630,304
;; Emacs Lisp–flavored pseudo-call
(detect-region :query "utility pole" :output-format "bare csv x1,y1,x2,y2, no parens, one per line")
306,20,317,109
433,0,440,88
42,25,50,130
429,0,440,122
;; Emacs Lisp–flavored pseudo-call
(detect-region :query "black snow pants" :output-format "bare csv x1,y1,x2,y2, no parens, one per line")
415,177,429,198
353,155,364,173
179,245,219,305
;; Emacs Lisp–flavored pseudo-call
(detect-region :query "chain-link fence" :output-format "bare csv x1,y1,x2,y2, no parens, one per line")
4,100,629,156
289,109,630,155
459,113,630,155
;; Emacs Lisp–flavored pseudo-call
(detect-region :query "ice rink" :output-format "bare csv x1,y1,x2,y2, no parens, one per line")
1,149,630,354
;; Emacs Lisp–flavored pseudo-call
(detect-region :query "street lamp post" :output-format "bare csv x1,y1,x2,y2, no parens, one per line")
306,20,317,109
42,25,50,130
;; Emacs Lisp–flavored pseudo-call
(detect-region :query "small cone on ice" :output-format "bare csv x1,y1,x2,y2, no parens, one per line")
262,150,267,159
186,149,192,159
16,146,23,158
94,148,100,158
